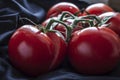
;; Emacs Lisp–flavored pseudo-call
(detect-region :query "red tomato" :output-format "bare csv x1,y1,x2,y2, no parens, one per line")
99,12,120,37
46,2,81,18
8,25,67,76
83,3,114,16
68,27,120,74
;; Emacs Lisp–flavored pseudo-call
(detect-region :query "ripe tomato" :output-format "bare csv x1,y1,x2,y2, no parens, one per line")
83,3,114,16
46,2,81,18
8,25,67,76
99,12,120,37
68,27,120,74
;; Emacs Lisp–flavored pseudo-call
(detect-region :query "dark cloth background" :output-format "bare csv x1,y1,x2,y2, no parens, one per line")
0,0,120,80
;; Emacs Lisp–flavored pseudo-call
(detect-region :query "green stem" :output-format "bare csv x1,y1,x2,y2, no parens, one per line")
20,17,38,26
99,16,113,26
59,11,76,21
46,19,72,42
79,15,101,26
72,19,94,28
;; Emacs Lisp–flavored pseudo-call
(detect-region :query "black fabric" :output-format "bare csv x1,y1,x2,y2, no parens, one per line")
0,0,120,80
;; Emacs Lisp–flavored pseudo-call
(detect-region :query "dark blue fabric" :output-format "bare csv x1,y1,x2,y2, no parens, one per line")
0,0,120,80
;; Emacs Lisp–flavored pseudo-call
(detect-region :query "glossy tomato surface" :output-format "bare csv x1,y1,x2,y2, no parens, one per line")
68,27,120,74
83,3,114,16
46,2,81,18
8,25,66,76
46,32,67,70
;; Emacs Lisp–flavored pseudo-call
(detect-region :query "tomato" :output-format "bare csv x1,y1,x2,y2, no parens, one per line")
99,12,120,37
46,2,81,18
68,27,120,74
8,25,67,76
83,3,114,16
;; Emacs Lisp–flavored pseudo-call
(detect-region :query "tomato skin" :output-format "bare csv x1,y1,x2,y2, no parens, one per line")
46,2,81,18
83,3,114,16
68,27,120,74
46,32,67,69
8,25,66,76
99,12,120,37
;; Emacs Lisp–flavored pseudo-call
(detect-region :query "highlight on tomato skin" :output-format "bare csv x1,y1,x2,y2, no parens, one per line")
46,2,81,18
83,3,114,16
68,27,120,75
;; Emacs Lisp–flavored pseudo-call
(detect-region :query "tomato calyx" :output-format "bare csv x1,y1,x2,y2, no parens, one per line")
46,17,95,42
19,16,71,42
50,12,102,41
45,19,72,42
59,11,100,26
58,11,77,21
99,15,113,26
72,18,94,28
19,17,66,42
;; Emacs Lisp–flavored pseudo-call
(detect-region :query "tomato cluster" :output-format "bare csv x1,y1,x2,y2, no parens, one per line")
8,2,120,76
